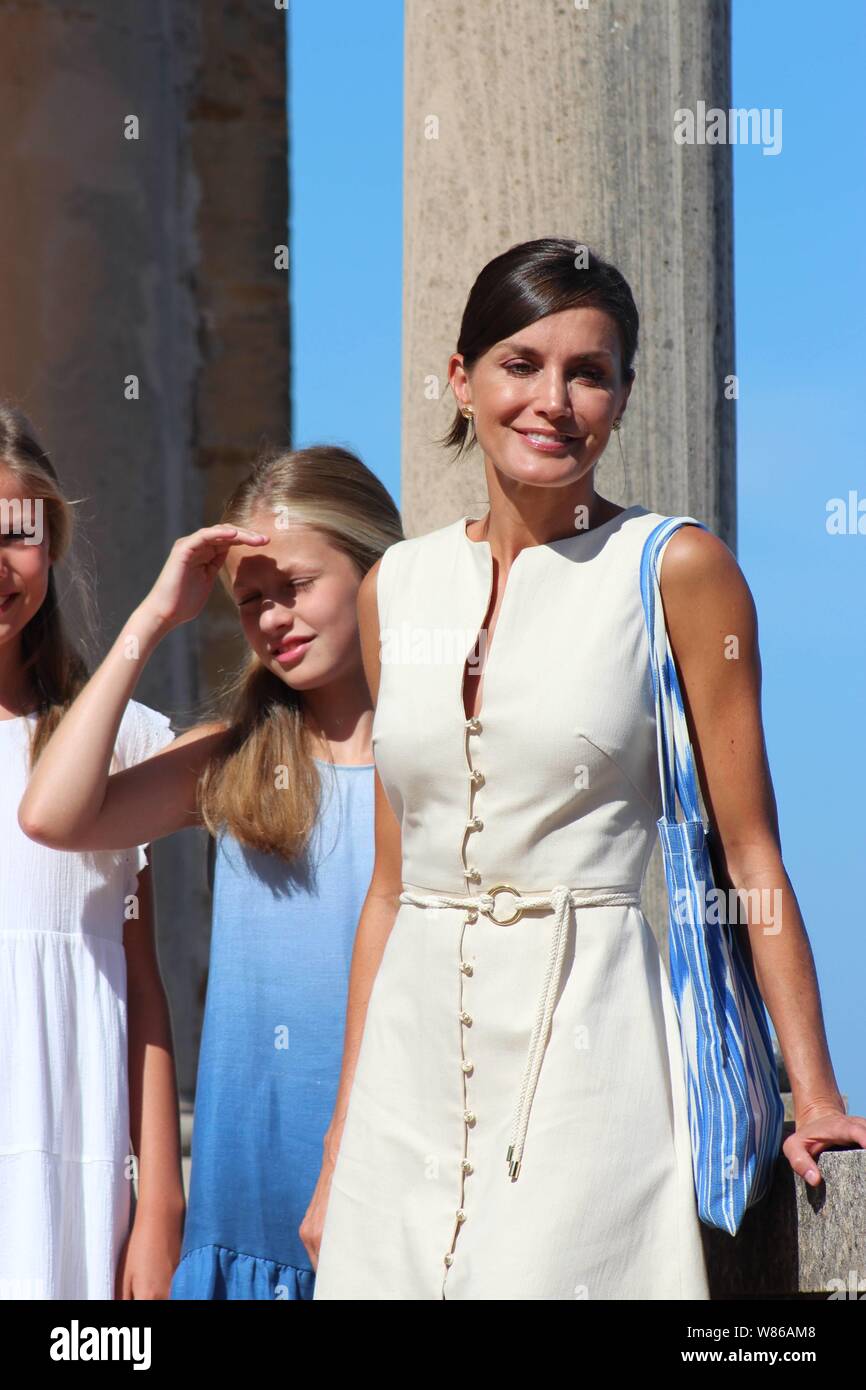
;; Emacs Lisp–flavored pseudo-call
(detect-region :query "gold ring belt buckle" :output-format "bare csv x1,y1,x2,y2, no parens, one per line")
483,883,525,926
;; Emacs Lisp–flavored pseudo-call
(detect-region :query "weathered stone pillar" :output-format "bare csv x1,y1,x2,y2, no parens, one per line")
0,1,289,1117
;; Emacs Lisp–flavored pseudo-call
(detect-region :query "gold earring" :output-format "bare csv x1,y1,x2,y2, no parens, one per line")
460,405,474,421
611,416,630,492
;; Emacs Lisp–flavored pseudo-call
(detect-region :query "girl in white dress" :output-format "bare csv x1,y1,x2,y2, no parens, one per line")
0,403,183,1299
306,237,863,1300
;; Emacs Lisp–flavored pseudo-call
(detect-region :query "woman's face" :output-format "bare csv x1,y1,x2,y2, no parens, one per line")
449,305,633,489
222,508,365,691
0,466,51,651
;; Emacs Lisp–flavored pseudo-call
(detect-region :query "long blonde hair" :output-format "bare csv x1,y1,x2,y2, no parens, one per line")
196,444,402,861
0,402,100,769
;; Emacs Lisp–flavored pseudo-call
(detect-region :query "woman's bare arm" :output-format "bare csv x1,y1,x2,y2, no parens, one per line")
17,601,227,849
18,523,265,851
117,862,185,1299
299,555,403,1266
659,525,866,1181
321,554,403,1158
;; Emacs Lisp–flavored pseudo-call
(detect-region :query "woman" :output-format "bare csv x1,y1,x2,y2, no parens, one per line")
303,237,865,1300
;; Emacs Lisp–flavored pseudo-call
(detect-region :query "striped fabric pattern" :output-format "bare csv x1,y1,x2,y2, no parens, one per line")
640,516,784,1236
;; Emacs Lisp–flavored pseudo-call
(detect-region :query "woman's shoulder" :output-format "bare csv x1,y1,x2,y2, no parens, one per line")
106,700,170,780
655,518,752,636
655,514,735,582
360,519,458,631
115,699,175,764
628,510,747,622
377,518,452,571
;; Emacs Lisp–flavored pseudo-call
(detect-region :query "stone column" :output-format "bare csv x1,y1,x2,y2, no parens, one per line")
0,0,289,1115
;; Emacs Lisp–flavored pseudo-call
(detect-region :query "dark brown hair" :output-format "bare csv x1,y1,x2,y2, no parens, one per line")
441,237,639,458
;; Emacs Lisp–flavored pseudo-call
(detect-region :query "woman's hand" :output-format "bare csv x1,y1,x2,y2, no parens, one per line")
114,1204,184,1300
782,1104,866,1187
140,524,268,634
299,1145,339,1272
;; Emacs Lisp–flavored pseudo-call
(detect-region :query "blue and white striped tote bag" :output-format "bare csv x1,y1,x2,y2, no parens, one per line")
640,516,784,1236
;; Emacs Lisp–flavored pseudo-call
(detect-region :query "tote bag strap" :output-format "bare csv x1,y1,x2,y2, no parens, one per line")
639,516,711,825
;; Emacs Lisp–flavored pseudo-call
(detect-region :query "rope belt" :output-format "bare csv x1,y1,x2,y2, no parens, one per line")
398,881,642,1180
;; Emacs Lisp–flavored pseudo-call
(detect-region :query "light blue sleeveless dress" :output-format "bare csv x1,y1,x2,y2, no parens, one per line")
170,757,374,1300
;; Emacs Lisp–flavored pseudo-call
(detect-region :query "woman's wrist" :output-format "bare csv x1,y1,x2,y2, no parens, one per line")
125,602,173,655
133,1187,187,1225
793,1089,846,1123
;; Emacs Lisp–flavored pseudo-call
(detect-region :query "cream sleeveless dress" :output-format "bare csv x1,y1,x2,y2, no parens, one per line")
313,505,710,1301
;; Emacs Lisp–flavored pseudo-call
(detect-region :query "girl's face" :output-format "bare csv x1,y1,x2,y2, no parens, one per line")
449,305,633,489
222,508,365,690
0,466,51,651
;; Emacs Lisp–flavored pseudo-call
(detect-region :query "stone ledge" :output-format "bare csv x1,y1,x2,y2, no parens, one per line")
702,1124,866,1298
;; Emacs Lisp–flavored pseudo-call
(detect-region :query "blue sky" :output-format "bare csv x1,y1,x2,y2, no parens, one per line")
289,3,864,1115
732,2,865,1117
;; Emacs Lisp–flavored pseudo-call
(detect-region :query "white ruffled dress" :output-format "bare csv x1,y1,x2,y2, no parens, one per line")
0,700,174,1299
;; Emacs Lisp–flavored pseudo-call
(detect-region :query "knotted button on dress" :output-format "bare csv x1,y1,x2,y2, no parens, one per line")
312,506,710,1301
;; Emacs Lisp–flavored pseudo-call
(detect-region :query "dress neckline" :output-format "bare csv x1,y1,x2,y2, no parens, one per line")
313,757,375,770
456,504,646,727
460,504,644,553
